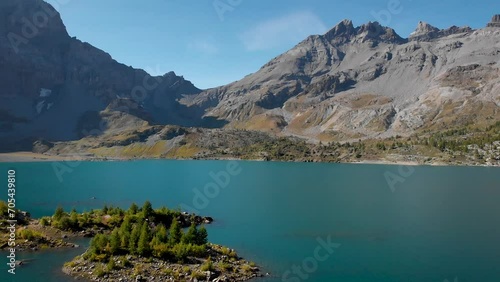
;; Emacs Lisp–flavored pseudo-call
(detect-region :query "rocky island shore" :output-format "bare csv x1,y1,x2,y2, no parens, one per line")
0,201,262,281
63,243,261,282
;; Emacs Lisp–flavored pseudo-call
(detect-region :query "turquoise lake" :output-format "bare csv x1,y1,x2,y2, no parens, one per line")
0,160,500,282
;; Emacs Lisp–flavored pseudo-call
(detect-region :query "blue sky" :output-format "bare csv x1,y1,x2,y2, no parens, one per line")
46,0,499,89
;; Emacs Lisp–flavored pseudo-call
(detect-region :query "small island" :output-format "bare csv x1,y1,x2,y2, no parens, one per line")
0,201,262,281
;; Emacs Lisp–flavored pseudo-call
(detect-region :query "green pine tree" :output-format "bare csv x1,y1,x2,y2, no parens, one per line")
196,226,208,245
129,223,141,254
53,206,65,221
156,224,168,243
168,220,183,245
79,212,90,228
142,201,153,219
119,216,132,248
120,216,132,233
150,235,160,250
91,233,109,255
137,223,151,256
69,210,78,229
121,229,131,249
110,228,121,254
129,203,139,215
182,223,197,244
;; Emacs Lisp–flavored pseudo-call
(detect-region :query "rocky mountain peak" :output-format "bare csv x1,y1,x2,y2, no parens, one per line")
441,25,473,35
409,21,473,41
412,21,439,35
360,21,389,32
0,0,69,40
487,14,500,27
409,21,441,41
323,19,404,45
357,21,404,43
324,19,356,42
163,71,177,78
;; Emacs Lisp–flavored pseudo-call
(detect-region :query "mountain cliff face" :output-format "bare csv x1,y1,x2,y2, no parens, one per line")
181,17,500,141
1,0,499,151
0,0,202,150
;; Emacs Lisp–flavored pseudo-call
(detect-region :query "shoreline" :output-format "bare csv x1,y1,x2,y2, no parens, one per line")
63,243,263,282
0,203,262,282
0,151,498,168
0,220,88,252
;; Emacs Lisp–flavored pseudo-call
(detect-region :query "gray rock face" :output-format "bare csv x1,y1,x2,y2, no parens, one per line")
1,2,499,147
324,19,356,44
324,20,405,45
409,21,472,41
0,0,201,150
487,14,500,27
182,15,500,141
409,21,440,41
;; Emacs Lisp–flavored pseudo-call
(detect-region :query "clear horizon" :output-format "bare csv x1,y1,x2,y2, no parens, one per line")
46,0,499,89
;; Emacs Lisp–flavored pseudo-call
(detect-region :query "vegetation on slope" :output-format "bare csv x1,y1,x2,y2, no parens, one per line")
37,120,500,166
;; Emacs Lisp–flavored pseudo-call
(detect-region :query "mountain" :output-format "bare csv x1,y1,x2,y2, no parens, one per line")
180,16,500,141
0,0,499,158
0,0,204,151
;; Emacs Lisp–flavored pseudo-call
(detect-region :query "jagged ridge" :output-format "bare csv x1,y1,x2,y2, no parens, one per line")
1,1,499,150
181,16,500,141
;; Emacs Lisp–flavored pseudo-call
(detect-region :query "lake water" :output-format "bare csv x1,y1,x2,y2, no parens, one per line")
0,160,499,282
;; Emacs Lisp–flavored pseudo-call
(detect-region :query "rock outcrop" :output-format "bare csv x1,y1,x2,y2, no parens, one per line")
410,21,440,40
487,14,500,27
324,20,405,45
409,21,472,41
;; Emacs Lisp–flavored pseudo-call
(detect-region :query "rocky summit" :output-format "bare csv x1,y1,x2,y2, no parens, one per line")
409,21,472,41
183,16,498,142
0,0,499,153
487,14,500,28
409,21,441,40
